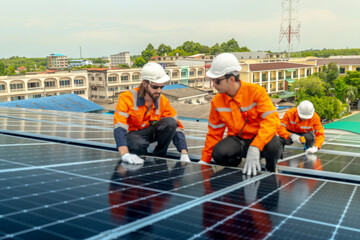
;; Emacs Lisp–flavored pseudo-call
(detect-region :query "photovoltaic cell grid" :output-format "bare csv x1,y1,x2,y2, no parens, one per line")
1,107,360,239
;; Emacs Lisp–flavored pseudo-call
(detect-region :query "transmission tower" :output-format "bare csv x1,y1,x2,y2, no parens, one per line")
279,0,301,58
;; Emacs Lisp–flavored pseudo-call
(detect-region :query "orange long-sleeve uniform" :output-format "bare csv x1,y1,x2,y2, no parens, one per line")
113,87,186,150
278,107,324,149
201,81,281,163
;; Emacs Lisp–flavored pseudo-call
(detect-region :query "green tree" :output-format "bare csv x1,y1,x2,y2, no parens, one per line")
342,71,360,99
292,75,326,99
0,62,5,75
141,43,157,62
210,43,223,55
157,44,172,56
5,65,16,75
133,56,146,67
220,38,241,52
302,96,343,121
38,66,47,72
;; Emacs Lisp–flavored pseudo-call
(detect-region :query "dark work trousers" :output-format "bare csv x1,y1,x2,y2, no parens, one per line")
212,135,283,172
126,117,178,157
279,130,315,149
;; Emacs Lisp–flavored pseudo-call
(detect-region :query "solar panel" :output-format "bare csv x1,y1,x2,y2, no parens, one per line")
1,107,360,239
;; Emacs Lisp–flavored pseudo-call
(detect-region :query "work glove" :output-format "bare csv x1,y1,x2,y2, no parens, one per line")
180,153,191,162
306,146,318,154
243,146,261,176
121,153,144,164
290,134,301,144
121,162,143,171
197,160,209,165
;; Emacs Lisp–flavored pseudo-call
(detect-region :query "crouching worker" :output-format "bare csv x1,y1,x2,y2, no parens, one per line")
198,53,283,175
113,62,190,164
278,100,324,154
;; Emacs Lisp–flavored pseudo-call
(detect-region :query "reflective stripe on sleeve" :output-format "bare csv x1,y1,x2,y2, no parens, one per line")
214,107,231,112
281,122,287,127
116,110,129,117
239,102,257,112
290,121,297,124
300,126,312,130
208,122,226,129
261,109,277,119
114,122,129,131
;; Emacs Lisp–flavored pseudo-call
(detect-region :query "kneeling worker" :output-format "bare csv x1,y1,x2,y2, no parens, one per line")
113,62,190,164
198,53,283,175
278,100,324,154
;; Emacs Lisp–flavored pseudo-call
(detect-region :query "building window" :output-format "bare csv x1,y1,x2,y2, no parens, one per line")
29,94,41,99
190,71,195,76
60,80,70,87
91,76,95,81
108,76,117,83
181,70,187,78
132,75,140,81
339,68,345,74
0,84,5,91
172,72,178,77
98,77,102,81
11,96,25,100
45,81,56,88
197,70,203,75
121,75,129,81
262,73,267,81
27,82,40,89
356,67,360,72
74,79,84,85
10,83,24,89
109,87,118,91
278,72,283,79
74,90,85,95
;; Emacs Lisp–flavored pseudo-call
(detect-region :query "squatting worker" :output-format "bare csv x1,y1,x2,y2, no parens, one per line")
278,100,324,154
113,62,190,164
198,53,283,175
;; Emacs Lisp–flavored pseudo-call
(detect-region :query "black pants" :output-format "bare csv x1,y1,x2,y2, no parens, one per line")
126,117,177,157
279,131,315,149
211,135,283,172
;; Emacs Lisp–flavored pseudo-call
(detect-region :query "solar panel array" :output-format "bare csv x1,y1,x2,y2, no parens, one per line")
1,107,360,239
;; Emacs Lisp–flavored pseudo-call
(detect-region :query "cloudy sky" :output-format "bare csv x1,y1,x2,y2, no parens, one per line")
1,0,358,58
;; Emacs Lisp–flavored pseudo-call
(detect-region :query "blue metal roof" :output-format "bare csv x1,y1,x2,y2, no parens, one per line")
0,94,104,112
163,84,188,90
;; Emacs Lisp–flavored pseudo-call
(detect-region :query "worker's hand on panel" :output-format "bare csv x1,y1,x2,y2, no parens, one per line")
305,146,318,154
121,153,144,165
290,134,302,144
243,146,261,176
180,153,191,162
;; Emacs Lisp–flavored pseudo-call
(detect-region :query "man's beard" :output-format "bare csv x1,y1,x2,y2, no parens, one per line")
145,86,160,101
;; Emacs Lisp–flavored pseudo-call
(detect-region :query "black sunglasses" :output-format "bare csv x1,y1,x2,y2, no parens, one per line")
149,84,164,90
212,77,227,85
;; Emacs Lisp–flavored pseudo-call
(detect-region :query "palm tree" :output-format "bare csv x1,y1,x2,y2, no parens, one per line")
345,85,358,113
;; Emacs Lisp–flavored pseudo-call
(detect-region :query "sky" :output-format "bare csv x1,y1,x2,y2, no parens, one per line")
0,0,359,58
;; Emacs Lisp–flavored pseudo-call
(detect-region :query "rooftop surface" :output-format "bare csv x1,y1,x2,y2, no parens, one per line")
0,107,360,239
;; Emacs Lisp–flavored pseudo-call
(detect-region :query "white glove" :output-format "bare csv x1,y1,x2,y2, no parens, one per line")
121,162,143,171
180,153,191,162
121,153,144,164
306,146,318,154
290,134,301,144
243,146,261,176
197,160,209,165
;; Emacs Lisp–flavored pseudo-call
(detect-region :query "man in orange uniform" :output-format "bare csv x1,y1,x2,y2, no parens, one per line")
278,100,324,154
113,62,190,164
198,53,283,176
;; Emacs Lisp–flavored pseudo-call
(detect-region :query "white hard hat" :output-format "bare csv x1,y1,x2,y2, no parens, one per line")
141,62,170,83
206,53,242,78
297,100,315,119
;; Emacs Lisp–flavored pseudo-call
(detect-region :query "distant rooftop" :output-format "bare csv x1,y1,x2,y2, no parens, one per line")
0,94,103,113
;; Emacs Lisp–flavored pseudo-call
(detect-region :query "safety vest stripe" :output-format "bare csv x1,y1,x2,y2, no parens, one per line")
155,97,160,115
239,102,257,112
290,121,297,124
281,122,287,127
301,126,312,129
141,123,146,127
208,122,226,129
130,90,138,110
262,109,277,119
116,110,129,117
215,108,231,112
114,122,129,131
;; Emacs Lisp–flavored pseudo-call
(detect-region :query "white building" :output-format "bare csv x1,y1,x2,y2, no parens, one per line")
110,52,131,67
